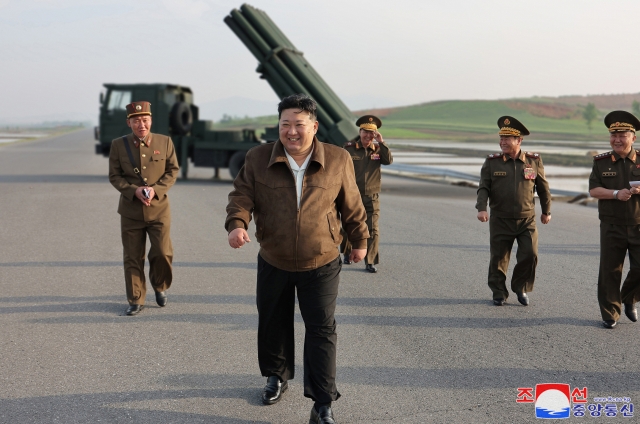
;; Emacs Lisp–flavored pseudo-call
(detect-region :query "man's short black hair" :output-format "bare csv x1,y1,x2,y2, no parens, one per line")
278,93,317,120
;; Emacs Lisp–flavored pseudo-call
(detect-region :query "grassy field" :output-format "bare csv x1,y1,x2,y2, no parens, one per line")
212,93,640,141
371,99,609,141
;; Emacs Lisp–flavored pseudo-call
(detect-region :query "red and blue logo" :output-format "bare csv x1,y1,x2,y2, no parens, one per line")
535,383,571,419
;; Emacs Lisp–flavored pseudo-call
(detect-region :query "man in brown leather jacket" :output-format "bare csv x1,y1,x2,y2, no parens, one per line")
341,115,393,273
108,101,179,316
476,116,551,307
589,110,640,329
225,94,368,424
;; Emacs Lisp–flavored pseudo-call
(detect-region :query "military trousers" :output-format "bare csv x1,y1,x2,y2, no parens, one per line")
121,215,173,306
341,193,380,265
256,254,341,404
598,222,640,321
487,215,538,300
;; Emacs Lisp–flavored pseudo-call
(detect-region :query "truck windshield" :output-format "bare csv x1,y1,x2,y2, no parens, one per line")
107,90,132,111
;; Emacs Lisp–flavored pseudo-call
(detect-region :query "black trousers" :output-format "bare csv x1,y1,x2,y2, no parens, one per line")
256,254,341,403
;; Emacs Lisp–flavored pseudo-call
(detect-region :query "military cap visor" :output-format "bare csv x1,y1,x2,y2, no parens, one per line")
604,110,640,133
497,115,530,137
126,101,152,119
356,115,382,131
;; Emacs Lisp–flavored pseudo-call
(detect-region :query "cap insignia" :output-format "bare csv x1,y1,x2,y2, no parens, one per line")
369,117,373,122
135,105,142,111
609,122,635,133
498,127,521,137
504,118,510,125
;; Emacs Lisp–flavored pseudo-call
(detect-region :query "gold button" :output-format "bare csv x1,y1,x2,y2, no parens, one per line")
144,178,148,181
143,166,146,169
142,154,146,157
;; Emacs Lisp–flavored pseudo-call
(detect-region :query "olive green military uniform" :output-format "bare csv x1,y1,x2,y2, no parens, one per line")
476,150,551,300
108,133,179,306
340,137,393,265
589,148,640,322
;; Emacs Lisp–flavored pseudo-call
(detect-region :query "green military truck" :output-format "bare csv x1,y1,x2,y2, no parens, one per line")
94,83,263,179
96,4,360,179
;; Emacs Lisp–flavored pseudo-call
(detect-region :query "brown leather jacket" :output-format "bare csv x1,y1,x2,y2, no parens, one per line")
225,138,369,272
108,133,179,221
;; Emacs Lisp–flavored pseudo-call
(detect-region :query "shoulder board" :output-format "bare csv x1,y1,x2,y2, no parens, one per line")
594,151,612,161
525,152,541,159
344,142,354,147
487,153,503,159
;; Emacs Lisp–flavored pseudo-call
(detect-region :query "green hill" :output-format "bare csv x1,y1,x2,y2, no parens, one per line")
214,93,640,141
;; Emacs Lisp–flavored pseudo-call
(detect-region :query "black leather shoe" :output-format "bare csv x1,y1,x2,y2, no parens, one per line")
493,298,505,306
125,304,144,316
516,292,529,306
624,303,638,322
366,264,377,273
155,291,168,307
309,405,336,424
262,376,287,405
603,320,617,329
342,255,351,265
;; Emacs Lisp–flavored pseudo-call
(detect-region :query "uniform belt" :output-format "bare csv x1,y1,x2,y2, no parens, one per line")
122,136,148,186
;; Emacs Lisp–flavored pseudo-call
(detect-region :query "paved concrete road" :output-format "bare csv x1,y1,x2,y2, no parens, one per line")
1,130,638,423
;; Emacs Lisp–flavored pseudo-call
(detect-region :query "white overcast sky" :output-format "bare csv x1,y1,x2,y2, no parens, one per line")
1,0,639,123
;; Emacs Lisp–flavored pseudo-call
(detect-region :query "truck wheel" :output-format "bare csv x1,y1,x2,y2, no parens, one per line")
170,102,193,135
228,151,246,179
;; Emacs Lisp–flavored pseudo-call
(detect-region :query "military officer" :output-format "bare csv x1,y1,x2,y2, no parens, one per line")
588,110,640,329
341,115,393,273
108,101,180,316
476,116,551,306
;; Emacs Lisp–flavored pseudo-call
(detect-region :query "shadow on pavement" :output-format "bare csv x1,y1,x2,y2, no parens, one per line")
0,261,256,269
336,366,640,392
0,387,270,424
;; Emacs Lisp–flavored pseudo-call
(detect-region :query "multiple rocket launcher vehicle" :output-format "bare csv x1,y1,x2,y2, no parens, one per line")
95,4,359,179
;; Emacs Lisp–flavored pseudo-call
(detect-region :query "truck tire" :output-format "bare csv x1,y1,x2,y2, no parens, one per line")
228,151,246,179
170,102,193,135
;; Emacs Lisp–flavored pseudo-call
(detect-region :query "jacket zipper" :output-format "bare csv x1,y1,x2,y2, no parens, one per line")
292,166,300,271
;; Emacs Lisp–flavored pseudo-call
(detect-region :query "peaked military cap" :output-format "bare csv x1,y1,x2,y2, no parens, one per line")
497,116,529,137
356,115,382,131
126,101,152,119
604,110,640,133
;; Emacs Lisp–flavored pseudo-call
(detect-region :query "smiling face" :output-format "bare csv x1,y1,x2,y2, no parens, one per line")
127,115,152,139
609,131,636,156
499,135,522,157
359,129,376,148
278,108,318,156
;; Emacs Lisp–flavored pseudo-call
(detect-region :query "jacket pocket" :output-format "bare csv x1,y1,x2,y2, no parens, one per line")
327,211,339,243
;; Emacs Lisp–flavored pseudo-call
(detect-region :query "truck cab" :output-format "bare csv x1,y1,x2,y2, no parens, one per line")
95,83,261,179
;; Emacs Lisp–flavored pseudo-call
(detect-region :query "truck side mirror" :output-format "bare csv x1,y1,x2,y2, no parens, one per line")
99,92,104,104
